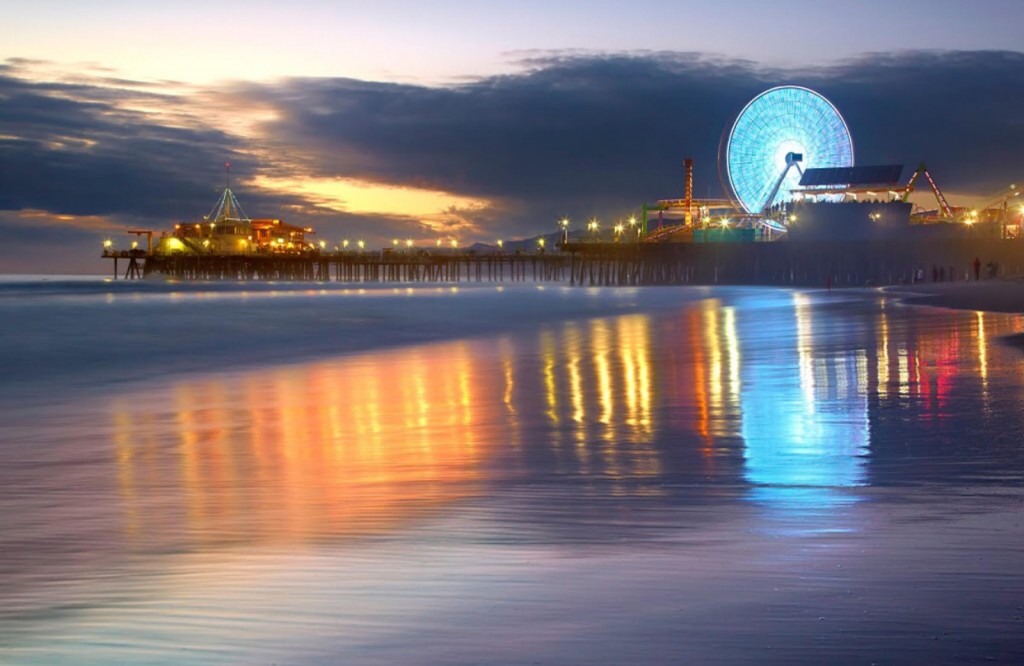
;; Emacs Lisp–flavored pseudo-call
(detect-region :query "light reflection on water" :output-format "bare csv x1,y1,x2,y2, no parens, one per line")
2,289,1024,664
741,294,870,519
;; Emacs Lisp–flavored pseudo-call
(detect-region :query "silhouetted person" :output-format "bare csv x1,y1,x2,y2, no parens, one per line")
973,256,981,281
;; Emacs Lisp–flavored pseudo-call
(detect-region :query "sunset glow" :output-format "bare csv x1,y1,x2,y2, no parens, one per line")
250,175,492,233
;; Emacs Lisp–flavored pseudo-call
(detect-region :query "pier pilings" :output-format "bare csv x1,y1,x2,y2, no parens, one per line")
103,238,1024,286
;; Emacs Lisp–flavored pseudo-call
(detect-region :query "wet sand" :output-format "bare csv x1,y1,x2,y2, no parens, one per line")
883,277,1024,314
2,283,1024,664
882,278,1024,351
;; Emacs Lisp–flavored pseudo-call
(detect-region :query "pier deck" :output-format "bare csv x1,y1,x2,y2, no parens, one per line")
104,237,1024,286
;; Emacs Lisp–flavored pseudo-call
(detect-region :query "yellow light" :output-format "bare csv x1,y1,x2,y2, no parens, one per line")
497,240,503,247
788,214,797,222
319,240,326,249
102,239,112,248
405,239,413,247
240,239,247,247
131,240,139,249
538,238,545,247
436,239,442,247
560,218,569,228
720,218,730,227
343,239,350,248
628,216,637,226
450,239,458,248
614,223,624,234
203,240,210,247
210,222,215,228
276,238,284,245
358,240,365,249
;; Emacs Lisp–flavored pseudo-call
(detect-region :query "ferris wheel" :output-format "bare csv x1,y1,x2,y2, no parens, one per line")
724,86,854,215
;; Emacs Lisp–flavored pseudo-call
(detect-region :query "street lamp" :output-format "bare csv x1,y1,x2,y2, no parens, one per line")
628,215,639,240
405,239,413,248
343,239,350,249
537,237,545,250
588,219,598,240
614,223,623,240
357,239,365,250
496,239,504,250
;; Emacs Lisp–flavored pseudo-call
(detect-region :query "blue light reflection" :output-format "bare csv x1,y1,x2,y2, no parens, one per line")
738,293,869,521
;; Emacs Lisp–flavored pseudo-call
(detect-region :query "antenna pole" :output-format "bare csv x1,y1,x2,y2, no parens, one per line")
226,162,230,190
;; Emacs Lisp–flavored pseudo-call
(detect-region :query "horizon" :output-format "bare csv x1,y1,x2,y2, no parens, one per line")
2,2,1024,273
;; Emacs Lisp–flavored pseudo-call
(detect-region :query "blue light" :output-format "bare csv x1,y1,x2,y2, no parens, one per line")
726,86,854,214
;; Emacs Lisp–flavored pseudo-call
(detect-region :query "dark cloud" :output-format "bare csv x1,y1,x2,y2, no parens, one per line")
244,49,1024,223
1,50,1023,273
0,71,258,220
808,51,1024,191
242,54,766,207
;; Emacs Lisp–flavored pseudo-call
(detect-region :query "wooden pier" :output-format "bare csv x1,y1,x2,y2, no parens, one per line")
104,237,1024,286
104,250,570,283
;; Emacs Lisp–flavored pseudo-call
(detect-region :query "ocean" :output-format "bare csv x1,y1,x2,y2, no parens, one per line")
1,277,1023,664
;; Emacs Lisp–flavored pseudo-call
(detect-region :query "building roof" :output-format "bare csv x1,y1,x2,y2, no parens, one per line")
799,165,904,187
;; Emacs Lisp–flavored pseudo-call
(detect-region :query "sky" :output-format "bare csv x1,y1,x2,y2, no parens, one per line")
2,0,1024,272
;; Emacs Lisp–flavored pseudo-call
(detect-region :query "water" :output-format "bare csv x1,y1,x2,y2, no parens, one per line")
1,279,1023,664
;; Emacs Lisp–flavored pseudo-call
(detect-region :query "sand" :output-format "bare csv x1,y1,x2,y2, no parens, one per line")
882,277,1024,352
882,277,1024,313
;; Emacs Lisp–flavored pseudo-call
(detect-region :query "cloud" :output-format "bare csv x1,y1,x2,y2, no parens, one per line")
1,50,1023,273
242,49,1024,223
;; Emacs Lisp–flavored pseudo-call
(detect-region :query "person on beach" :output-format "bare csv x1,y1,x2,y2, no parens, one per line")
973,256,981,281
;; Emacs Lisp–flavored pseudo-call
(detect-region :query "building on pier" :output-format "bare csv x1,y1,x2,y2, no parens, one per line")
153,175,316,257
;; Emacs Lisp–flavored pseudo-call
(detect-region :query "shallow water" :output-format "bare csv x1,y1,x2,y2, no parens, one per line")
1,280,1023,664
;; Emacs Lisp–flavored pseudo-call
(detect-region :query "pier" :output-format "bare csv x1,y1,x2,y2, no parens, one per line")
104,250,571,283
105,236,1024,286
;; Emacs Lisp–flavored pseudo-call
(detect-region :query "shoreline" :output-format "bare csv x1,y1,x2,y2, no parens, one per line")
879,277,1024,314
880,278,1024,352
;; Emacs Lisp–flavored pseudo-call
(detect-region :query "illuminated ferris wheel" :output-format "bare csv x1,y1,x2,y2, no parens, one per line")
724,86,854,215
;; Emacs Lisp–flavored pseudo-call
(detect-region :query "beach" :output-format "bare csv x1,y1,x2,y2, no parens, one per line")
883,276,1024,314
1,278,1023,665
